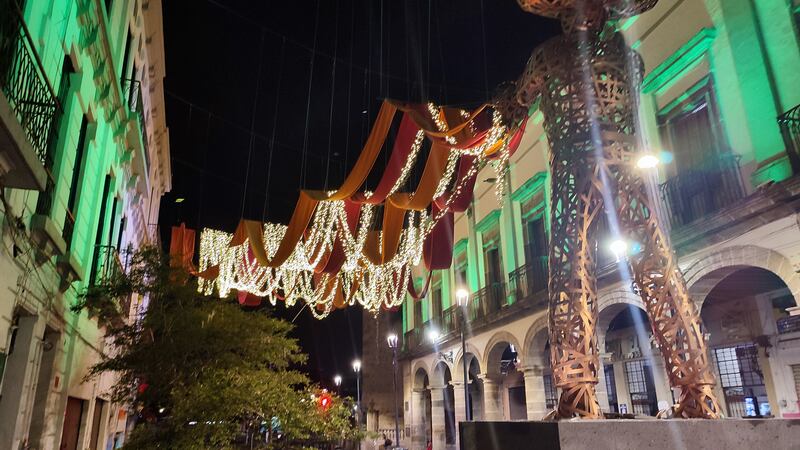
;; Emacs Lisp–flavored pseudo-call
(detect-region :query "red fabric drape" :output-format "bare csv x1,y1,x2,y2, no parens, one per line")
169,223,196,270
407,271,433,300
351,113,420,204
423,204,454,270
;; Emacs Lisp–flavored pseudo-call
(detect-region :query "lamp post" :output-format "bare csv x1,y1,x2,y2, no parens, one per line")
456,288,472,421
353,359,362,427
387,333,400,448
334,375,342,395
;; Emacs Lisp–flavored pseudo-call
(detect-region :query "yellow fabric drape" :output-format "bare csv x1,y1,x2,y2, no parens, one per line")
306,101,398,201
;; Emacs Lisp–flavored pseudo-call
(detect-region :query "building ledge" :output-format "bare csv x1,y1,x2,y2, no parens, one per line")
30,214,67,266
0,91,47,190
56,251,85,292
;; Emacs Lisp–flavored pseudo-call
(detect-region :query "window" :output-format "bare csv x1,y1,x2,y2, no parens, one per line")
120,30,133,80
624,360,658,416
605,364,619,413
543,373,558,410
64,117,89,247
431,284,443,322
414,299,423,329
523,217,547,262
714,344,770,417
658,79,727,172
90,175,112,286
117,216,126,249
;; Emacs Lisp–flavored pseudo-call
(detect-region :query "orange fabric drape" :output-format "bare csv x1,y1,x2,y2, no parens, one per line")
306,101,398,201
229,191,319,268
362,205,406,265
388,142,451,211
392,101,488,142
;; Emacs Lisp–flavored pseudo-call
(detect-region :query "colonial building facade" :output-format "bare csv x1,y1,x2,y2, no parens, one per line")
0,0,170,448
370,1,800,449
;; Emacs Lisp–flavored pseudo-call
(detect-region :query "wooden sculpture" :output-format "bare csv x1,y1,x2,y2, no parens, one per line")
495,0,721,419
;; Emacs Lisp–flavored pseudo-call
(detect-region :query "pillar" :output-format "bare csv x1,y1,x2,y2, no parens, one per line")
478,375,503,421
451,380,467,449
411,389,427,450
430,385,446,450
596,353,611,413
521,365,547,420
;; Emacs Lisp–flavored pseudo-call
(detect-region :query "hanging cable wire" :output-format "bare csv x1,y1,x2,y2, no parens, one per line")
343,0,355,179
240,30,266,218
479,0,490,100
196,113,211,227
324,0,340,191
300,0,321,189
262,37,286,222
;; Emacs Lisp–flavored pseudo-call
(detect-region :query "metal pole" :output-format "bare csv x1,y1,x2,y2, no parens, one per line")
461,312,471,421
357,373,361,424
392,347,401,448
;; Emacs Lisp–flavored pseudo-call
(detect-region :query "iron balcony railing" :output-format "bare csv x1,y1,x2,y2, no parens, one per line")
469,281,506,321
121,78,149,170
777,315,800,334
778,103,800,174
508,256,548,306
659,152,746,229
0,0,61,164
90,244,124,287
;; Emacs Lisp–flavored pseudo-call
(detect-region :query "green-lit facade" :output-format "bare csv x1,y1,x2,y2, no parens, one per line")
372,2,800,449
0,0,169,448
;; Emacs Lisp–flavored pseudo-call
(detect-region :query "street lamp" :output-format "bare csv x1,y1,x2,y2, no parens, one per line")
333,375,342,394
353,359,362,427
387,333,401,448
455,288,472,421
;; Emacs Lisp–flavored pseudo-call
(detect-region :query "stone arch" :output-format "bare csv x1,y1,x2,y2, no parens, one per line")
522,313,549,367
453,342,483,375
432,360,453,387
597,289,646,337
412,360,430,390
483,330,523,378
683,245,800,309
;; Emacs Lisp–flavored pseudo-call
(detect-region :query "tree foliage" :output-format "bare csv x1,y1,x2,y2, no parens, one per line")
77,247,357,449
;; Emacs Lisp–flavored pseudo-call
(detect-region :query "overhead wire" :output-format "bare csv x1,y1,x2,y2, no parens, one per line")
240,30,266,218
262,37,286,222
324,0,340,191
300,0,321,189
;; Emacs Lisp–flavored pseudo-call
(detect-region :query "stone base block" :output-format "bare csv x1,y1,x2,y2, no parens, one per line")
459,419,800,450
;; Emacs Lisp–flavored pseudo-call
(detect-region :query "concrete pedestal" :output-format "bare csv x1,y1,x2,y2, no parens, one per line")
459,419,800,450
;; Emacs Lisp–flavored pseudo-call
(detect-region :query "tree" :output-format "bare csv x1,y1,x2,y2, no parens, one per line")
75,247,357,449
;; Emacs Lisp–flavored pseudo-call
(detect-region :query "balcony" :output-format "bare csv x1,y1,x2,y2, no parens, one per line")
508,256,548,307
660,152,746,229
90,245,125,287
0,1,61,190
122,78,149,171
777,315,800,334
469,282,507,321
778,103,800,174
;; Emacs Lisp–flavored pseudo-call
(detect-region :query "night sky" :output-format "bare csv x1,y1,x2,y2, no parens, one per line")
158,0,559,391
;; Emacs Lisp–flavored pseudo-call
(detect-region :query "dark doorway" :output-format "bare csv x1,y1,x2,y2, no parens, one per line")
60,396,85,450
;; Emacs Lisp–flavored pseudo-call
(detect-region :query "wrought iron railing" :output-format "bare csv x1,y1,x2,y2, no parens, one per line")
35,71,71,217
90,244,124,287
404,327,423,352
777,315,800,334
0,0,61,164
778,103,800,174
440,305,459,335
659,152,746,228
508,256,548,306
469,282,506,321
121,77,149,169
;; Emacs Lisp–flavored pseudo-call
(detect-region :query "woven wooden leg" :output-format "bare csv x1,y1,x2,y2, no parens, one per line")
605,136,722,419
548,150,605,419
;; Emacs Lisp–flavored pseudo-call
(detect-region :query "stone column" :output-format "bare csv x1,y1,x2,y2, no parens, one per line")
522,365,547,420
411,389,427,450
451,380,467,449
478,375,503,421
430,385,446,450
596,353,612,413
